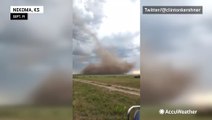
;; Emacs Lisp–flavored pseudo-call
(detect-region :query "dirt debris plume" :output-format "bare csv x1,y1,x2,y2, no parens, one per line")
82,45,134,74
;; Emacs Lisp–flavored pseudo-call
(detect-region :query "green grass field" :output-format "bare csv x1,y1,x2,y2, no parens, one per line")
73,74,140,89
73,81,140,120
0,106,72,120
74,75,212,120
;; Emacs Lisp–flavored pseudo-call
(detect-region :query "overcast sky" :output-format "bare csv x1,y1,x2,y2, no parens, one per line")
0,0,72,105
142,0,212,105
73,0,140,74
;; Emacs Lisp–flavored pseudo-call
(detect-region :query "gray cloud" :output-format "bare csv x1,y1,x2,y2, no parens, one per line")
0,0,73,105
101,32,140,58
142,0,212,105
73,0,140,73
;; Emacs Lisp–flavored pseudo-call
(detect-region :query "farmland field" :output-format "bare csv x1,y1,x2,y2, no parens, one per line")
73,75,140,120
73,75,140,89
0,106,72,120
73,80,140,120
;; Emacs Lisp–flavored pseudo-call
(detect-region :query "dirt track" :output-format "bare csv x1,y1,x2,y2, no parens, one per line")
74,79,140,96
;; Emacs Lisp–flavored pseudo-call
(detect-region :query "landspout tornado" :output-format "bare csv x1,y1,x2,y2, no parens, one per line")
82,45,134,75
73,14,134,74
82,32,134,75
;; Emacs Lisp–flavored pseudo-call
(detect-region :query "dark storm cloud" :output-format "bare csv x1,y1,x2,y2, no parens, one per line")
73,0,106,56
84,0,105,25
101,32,140,58
73,0,105,28
0,0,73,104
142,15,197,53
74,0,105,26
73,47,86,56
142,0,212,54
202,17,212,32
0,24,45,46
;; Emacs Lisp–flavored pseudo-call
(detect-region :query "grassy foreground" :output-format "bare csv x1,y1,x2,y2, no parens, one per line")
0,106,72,120
73,81,140,120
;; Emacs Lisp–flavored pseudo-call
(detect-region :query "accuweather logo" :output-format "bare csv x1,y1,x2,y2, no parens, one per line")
159,109,165,115
159,109,197,115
